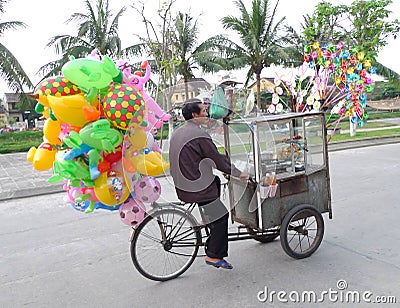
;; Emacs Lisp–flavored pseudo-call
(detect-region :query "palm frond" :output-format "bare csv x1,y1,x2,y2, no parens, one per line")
0,21,26,36
0,43,33,91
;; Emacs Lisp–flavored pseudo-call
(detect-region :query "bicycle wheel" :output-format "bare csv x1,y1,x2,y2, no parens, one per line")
131,208,201,281
280,204,324,259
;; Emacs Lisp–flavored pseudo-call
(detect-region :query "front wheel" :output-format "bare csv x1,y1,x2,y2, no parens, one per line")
131,208,201,281
280,204,324,259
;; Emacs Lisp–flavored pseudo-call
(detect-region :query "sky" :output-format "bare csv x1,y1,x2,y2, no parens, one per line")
1,0,400,93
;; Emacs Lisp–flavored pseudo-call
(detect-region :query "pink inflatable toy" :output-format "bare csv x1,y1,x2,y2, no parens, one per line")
119,197,146,226
133,176,161,203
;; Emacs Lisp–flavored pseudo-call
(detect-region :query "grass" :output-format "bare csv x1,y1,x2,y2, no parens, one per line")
329,127,400,142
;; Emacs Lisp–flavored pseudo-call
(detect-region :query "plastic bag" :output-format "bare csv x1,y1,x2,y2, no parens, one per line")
209,87,229,119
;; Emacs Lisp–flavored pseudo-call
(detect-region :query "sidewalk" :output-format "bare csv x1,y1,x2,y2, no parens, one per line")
1,136,400,202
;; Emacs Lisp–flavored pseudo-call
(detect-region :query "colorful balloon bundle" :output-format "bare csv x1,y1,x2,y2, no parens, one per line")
27,50,172,226
303,41,376,134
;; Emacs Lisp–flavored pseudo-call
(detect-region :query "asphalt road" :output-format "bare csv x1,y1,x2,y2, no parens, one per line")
1,144,400,307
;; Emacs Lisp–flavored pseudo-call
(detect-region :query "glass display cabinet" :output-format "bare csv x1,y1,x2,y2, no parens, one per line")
224,112,332,231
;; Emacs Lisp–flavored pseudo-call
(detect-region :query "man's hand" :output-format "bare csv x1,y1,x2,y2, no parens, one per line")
239,172,250,182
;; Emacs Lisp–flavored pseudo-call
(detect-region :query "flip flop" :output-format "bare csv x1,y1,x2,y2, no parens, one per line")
205,259,233,270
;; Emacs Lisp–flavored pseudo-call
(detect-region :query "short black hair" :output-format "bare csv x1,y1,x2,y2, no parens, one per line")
182,98,202,120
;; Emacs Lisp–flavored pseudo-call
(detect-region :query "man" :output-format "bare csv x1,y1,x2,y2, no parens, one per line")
169,98,249,270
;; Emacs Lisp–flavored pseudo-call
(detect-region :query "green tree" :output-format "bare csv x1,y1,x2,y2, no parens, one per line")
217,0,288,112
37,0,127,79
303,0,400,83
0,0,33,93
172,12,226,83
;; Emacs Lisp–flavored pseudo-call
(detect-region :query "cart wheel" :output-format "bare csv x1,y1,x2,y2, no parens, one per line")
246,228,279,243
131,208,201,281
280,204,324,259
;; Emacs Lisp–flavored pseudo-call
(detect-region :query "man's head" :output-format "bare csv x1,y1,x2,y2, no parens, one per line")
182,99,208,123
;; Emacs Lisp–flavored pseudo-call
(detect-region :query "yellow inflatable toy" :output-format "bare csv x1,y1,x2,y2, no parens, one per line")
122,125,148,173
94,170,130,206
27,142,58,171
46,94,99,127
130,151,170,176
43,119,62,145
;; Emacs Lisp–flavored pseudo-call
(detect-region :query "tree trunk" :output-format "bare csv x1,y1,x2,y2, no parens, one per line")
256,73,261,114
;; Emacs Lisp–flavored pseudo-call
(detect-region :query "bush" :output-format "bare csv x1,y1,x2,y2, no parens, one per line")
0,131,44,154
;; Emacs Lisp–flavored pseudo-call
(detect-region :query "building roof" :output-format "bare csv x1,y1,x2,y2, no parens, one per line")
4,93,22,103
248,77,275,92
167,77,212,95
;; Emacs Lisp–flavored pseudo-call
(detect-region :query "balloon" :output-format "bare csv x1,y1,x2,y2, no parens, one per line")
43,119,62,145
26,142,57,171
62,55,120,90
31,76,82,107
63,119,123,180
102,84,146,130
134,176,161,203
119,60,171,131
75,119,123,151
122,124,148,173
94,169,129,205
46,94,99,127
130,150,170,176
119,197,146,226
48,150,93,187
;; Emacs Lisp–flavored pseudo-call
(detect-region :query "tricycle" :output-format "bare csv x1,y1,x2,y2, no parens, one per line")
129,111,332,281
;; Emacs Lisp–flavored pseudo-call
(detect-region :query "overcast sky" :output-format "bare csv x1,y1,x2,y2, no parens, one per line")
1,0,399,93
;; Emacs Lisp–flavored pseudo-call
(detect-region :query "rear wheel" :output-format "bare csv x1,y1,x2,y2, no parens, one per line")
131,208,201,281
246,227,279,243
280,205,324,259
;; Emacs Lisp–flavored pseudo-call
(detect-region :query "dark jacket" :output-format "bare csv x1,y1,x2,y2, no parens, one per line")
169,120,241,203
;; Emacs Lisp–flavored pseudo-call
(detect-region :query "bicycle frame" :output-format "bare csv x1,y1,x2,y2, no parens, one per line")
130,201,280,249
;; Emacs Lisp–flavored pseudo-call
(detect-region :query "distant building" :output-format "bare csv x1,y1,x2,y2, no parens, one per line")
0,103,7,126
3,93,23,123
248,77,275,92
169,77,212,107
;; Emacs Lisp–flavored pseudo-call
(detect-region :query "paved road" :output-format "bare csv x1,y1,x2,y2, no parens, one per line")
1,144,399,307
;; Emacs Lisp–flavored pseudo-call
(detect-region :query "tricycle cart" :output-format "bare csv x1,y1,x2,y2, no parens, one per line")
129,112,332,281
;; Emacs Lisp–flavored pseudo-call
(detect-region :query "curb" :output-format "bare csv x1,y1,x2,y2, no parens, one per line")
0,184,64,201
328,135,400,152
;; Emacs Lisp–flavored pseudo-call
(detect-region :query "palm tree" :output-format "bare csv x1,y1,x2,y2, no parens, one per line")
217,0,288,112
37,0,127,80
172,12,227,82
171,11,229,99
0,0,33,93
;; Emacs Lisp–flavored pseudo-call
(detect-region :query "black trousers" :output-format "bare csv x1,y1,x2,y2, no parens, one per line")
198,197,229,259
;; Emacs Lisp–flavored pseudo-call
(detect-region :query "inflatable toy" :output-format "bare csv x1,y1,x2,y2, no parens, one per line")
134,176,161,203
63,119,123,180
119,197,146,226
130,150,170,176
46,94,99,127
102,84,146,130
94,169,129,205
118,60,171,130
27,142,58,171
62,55,121,90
